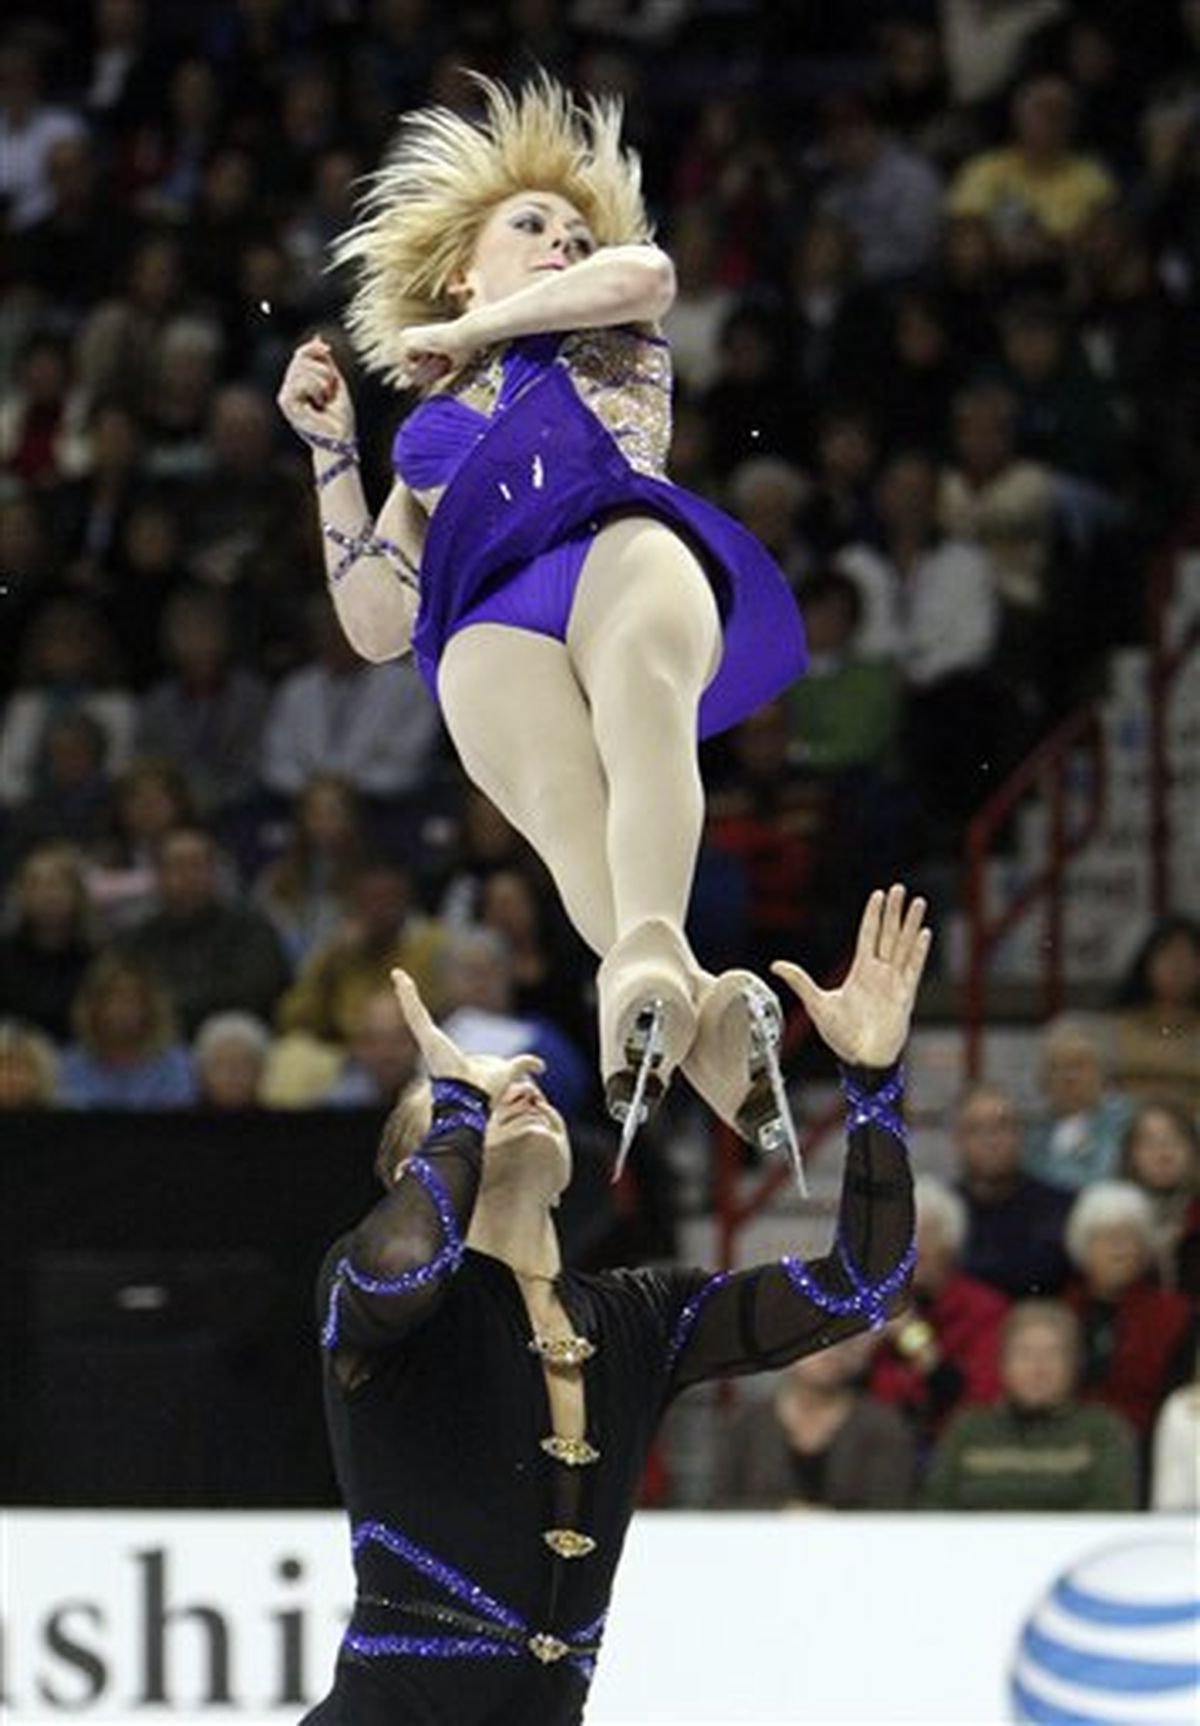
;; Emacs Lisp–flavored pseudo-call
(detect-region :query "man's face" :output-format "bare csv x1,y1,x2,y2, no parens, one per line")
481,1076,571,1198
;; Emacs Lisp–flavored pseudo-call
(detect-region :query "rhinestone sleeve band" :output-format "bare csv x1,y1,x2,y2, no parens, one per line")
320,1155,464,1350
779,1232,916,1332
839,1065,906,1143
772,1063,915,1329
428,1077,489,1139
322,520,420,589
299,426,360,488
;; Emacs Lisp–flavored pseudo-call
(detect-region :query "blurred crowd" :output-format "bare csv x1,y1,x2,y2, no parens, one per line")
3,0,1200,1511
715,994,1200,1513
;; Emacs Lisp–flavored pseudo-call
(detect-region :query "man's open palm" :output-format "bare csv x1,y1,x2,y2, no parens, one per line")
772,884,932,1068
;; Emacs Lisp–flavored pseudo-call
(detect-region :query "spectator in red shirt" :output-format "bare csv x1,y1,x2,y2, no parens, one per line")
869,1173,1009,1466
1063,1180,1197,1446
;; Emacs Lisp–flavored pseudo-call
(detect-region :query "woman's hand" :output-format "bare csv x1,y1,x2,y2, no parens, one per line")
390,968,543,1101
277,335,355,443
771,885,932,1069
391,317,480,391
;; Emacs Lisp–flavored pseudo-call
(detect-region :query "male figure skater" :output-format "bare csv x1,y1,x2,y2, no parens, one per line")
303,884,930,1724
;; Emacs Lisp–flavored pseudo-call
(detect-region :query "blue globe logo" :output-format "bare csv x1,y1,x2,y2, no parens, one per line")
1011,1538,1200,1724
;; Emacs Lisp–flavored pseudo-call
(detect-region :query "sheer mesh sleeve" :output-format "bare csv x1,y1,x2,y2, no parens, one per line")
317,1078,489,1358
667,1065,914,1394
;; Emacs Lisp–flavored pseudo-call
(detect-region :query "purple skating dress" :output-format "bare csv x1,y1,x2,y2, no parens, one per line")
392,327,806,739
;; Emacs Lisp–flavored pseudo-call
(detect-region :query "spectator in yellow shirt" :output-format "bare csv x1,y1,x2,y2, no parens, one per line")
275,861,446,1044
946,74,1116,267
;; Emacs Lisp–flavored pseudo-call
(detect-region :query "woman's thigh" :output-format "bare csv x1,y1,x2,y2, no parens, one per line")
566,515,722,693
437,624,599,801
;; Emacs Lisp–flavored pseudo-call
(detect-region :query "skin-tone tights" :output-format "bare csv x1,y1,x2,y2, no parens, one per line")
438,515,721,958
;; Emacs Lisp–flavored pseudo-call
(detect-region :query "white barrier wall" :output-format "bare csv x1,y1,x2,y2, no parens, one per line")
3,1511,1197,1725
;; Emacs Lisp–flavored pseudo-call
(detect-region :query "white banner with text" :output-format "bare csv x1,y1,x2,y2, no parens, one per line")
3,1510,1197,1724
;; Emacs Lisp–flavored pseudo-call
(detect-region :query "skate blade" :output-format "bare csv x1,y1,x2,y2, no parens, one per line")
739,990,808,1197
609,1002,666,1183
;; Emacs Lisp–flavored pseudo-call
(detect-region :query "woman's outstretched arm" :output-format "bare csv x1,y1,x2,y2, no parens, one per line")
278,335,423,661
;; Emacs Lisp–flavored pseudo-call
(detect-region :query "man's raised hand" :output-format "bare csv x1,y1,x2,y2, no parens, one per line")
390,968,543,1100
771,885,932,1069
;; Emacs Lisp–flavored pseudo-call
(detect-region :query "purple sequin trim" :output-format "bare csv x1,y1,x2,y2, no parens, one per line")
353,1520,523,1629
322,520,374,583
345,1631,519,1661
430,1076,489,1135
666,1271,731,1371
405,1154,463,1255
322,520,419,587
571,1609,609,1644
345,1520,606,1672
840,1066,906,1143
320,1156,463,1350
774,1064,913,1329
780,1232,916,1332
301,427,358,458
427,1107,484,1138
836,1232,916,1306
371,529,420,589
299,427,360,489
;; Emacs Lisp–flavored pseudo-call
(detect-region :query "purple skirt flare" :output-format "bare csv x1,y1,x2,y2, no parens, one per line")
393,337,806,739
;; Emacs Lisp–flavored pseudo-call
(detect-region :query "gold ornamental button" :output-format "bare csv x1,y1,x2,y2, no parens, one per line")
540,1435,600,1467
528,1632,569,1665
528,1333,596,1366
542,1528,597,1559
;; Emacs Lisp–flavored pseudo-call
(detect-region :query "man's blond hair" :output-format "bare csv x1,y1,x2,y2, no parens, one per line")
376,1076,433,1185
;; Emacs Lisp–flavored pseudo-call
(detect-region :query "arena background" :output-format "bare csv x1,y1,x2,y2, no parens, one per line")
2,3,1198,1723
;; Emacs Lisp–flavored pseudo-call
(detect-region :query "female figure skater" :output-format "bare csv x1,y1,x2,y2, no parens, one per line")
276,75,807,1174
302,884,929,1726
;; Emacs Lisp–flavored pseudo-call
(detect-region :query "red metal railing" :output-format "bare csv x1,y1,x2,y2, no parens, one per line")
962,702,1107,1079
963,548,1200,1080
1148,553,1200,918
710,555,1199,1266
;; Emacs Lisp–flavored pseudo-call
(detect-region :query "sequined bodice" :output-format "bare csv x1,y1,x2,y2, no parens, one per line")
392,326,672,502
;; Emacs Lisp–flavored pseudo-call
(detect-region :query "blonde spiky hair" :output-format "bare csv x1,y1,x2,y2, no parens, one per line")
331,71,652,388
